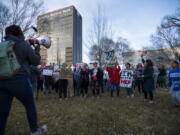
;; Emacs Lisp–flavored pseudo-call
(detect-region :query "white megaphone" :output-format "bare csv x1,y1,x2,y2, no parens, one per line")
38,37,51,49
27,37,51,49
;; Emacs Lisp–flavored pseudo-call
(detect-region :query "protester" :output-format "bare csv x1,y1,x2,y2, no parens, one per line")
52,68,60,93
58,79,68,100
158,65,167,89
0,25,47,135
44,66,53,94
125,63,134,98
80,64,89,97
168,60,180,107
37,70,44,99
30,65,41,94
74,66,81,96
103,67,110,91
98,67,104,94
107,64,121,97
90,62,102,98
135,63,144,94
73,68,77,96
153,65,160,95
143,59,155,104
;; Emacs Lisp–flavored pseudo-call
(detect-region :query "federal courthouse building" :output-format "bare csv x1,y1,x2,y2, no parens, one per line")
37,6,82,65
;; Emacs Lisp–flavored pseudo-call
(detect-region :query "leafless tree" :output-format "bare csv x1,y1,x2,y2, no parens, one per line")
0,2,10,41
89,37,133,65
0,0,44,41
161,8,180,28
88,5,112,66
150,8,180,60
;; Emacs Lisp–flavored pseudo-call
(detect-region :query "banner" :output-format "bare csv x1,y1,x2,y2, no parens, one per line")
120,70,134,88
42,69,53,76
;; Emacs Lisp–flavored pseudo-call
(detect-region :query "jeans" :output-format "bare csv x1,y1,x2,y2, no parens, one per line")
81,81,89,96
76,79,81,96
92,80,100,96
58,79,68,98
110,83,120,96
0,74,38,135
137,80,143,93
126,88,133,96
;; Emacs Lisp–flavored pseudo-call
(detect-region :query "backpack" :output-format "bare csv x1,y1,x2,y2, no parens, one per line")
0,41,21,80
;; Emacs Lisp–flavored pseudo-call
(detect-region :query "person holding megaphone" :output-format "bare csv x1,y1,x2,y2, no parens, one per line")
0,25,47,135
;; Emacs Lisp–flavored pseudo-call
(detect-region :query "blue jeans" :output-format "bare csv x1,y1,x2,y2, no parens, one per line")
126,88,133,96
0,74,38,135
110,83,120,96
110,83,119,92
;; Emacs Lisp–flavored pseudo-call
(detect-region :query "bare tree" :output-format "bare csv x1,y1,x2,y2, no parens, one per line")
0,0,44,41
0,2,10,41
115,37,133,64
88,5,112,66
89,37,133,65
161,8,180,28
150,8,180,60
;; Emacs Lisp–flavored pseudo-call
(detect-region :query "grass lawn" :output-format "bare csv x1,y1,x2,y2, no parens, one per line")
6,90,180,135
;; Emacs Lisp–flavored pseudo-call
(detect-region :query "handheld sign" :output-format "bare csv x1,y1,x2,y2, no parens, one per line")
42,69,53,76
120,70,134,88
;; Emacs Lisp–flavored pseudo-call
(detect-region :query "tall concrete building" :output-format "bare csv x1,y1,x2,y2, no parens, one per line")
37,6,82,65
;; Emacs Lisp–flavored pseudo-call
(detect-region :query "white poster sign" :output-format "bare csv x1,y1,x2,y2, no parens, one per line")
120,70,134,88
42,69,53,76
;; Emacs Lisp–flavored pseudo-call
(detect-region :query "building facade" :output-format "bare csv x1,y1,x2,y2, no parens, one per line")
37,6,82,65
122,47,180,68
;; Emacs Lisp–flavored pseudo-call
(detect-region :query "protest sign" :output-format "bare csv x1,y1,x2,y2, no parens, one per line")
104,50,117,67
42,69,53,76
120,69,134,88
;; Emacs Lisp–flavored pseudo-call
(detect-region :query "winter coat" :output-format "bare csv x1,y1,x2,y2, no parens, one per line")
90,68,104,83
135,67,143,80
80,69,89,83
143,66,154,92
168,68,180,91
107,66,121,84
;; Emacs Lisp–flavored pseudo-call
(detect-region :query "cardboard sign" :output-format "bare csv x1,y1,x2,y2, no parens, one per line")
42,69,53,76
120,70,134,88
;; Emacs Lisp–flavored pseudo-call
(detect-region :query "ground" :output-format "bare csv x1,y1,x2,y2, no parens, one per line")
6,90,180,135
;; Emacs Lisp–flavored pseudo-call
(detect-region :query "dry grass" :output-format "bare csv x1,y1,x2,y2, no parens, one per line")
6,90,180,135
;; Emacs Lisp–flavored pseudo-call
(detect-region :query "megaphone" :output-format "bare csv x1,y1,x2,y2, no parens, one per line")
27,37,51,49
38,37,51,49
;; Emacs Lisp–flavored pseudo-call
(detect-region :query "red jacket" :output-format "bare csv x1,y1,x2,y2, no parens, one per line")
107,66,121,84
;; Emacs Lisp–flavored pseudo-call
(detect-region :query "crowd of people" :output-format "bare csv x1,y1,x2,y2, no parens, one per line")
33,56,180,108
0,25,179,135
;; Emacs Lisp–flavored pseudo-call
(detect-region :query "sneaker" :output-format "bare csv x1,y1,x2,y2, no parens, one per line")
59,98,62,101
31,125,47,135
131,94,134,98
149,100,154,104
65,98,68,100
96,96,100,99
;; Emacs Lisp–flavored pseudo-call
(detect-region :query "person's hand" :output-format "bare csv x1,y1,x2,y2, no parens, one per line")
35,44,40,52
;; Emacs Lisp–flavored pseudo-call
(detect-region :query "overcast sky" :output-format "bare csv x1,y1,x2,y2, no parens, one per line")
43,0,179,62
